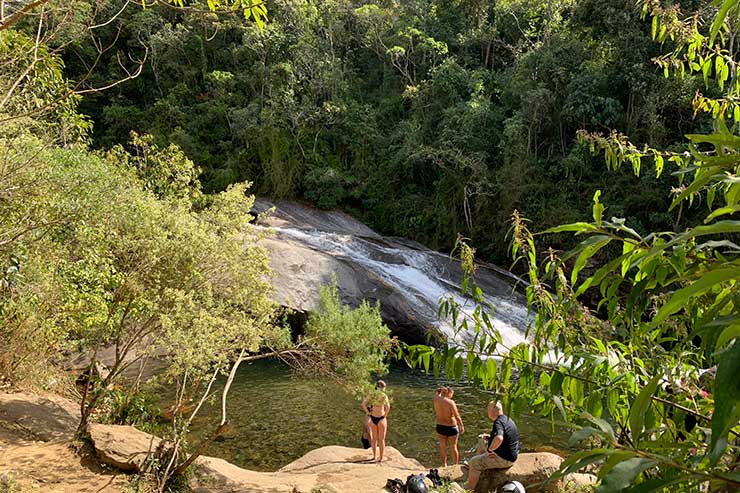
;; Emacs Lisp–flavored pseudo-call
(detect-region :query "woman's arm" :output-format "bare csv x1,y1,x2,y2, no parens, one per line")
360,398,370,415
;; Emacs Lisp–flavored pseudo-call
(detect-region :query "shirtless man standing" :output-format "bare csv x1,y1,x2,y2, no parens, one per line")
433,386,464,466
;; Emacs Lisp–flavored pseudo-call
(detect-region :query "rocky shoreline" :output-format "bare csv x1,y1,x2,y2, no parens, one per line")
0,392,596,492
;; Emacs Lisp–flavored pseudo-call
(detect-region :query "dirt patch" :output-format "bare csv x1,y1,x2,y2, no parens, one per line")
0,392,130,492
0,441,129,492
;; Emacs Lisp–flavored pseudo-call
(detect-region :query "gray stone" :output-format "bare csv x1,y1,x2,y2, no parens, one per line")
87,423,162,472
475,452,564,493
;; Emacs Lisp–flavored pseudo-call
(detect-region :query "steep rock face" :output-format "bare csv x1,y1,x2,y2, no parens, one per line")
253,199,529,345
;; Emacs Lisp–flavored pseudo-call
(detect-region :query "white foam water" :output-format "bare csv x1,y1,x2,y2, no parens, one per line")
269,226,531,351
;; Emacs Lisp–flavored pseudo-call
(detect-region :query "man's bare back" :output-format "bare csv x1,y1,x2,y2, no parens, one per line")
433,389,460,426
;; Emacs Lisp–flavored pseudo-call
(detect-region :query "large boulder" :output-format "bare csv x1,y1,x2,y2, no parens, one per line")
474,452,564,493
87,423,162,472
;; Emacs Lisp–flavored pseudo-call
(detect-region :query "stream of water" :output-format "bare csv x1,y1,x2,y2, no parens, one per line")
187,360,569,472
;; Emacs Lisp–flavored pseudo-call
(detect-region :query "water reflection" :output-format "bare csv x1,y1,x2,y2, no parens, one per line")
186,360,568,471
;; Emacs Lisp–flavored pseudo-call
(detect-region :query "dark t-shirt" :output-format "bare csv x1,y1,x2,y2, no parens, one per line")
487,415,519,462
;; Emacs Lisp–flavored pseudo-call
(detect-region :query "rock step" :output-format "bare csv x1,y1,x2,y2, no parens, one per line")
438,453,596,492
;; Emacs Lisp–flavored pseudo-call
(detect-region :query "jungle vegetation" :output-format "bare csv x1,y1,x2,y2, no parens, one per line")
1,0,739,491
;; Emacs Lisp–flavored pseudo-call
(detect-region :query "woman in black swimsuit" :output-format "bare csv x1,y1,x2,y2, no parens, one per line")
360,380,390,462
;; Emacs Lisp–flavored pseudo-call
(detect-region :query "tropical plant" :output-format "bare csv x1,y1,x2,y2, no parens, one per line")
400,1,740,491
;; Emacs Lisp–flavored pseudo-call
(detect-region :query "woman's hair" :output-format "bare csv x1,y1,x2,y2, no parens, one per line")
376,379,387,389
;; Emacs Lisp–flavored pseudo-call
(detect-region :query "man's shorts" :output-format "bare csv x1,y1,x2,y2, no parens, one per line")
436,424,459,437
468,452,515,471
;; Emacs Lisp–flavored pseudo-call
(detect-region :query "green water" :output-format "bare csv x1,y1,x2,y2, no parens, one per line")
187,360,568,471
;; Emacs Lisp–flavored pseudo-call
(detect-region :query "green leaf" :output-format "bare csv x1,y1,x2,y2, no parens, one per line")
709,340,740,464
595,458,657,493
587,393,604,418
570,378,585,406
654,155,664,178
453,356,464,382
552,395,568,422
716,323,740,350
652,267,740,326
593,190,605,226
710,0,736,46
543,222,600,234
570,235,612,284
550,371,565,394
568,426,601,446
598,451,637,481
628,374,661,445
583,412,616,443
705,205,740,222
557,448,610,478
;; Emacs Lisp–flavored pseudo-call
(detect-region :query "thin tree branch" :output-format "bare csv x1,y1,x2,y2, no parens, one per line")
0,0,50,32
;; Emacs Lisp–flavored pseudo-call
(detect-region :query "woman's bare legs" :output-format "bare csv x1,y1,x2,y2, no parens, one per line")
370,421,378,460
377,418,388,462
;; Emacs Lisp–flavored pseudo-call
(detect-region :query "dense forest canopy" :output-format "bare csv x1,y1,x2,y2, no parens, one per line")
65,0,708,262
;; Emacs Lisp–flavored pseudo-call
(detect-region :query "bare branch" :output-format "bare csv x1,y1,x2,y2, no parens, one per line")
0,0,50,32
89,0,132,31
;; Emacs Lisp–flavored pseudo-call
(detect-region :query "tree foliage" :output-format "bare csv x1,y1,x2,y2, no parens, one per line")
400,1,740,491
63,0,705,264
303,281,391,391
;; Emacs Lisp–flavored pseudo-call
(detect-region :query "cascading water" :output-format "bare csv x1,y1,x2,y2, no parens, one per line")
264,223,531,351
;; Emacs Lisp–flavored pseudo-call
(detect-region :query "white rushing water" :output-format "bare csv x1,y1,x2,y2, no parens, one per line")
271,226,531,351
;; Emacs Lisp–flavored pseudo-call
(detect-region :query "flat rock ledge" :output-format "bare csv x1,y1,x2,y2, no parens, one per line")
88,423,597,492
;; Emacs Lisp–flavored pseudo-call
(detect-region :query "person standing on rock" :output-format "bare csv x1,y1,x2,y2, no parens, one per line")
466,401,519,491
361,379,391,462
433,386,464,466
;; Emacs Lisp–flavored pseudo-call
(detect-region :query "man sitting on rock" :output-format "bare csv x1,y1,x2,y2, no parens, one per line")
466,401,519,491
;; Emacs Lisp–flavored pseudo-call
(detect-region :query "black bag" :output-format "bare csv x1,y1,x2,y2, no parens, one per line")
427,468,442,487
405,474,428,493
385,478,404,493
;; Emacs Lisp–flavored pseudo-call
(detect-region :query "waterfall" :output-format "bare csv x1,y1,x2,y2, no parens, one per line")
266,224,531,351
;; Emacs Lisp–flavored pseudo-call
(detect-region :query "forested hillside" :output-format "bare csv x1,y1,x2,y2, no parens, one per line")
3,1,739,491
69,0,706,261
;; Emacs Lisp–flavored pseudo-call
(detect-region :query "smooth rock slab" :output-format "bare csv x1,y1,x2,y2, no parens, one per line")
475,452,564,493
87,423,162,472
0,392,79,442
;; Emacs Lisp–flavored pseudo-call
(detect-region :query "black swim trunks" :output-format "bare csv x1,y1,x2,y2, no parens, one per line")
436,424,459,437
361,437,371,449
371,415,386,425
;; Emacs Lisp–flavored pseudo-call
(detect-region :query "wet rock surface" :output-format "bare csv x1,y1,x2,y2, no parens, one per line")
253,198,530,346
